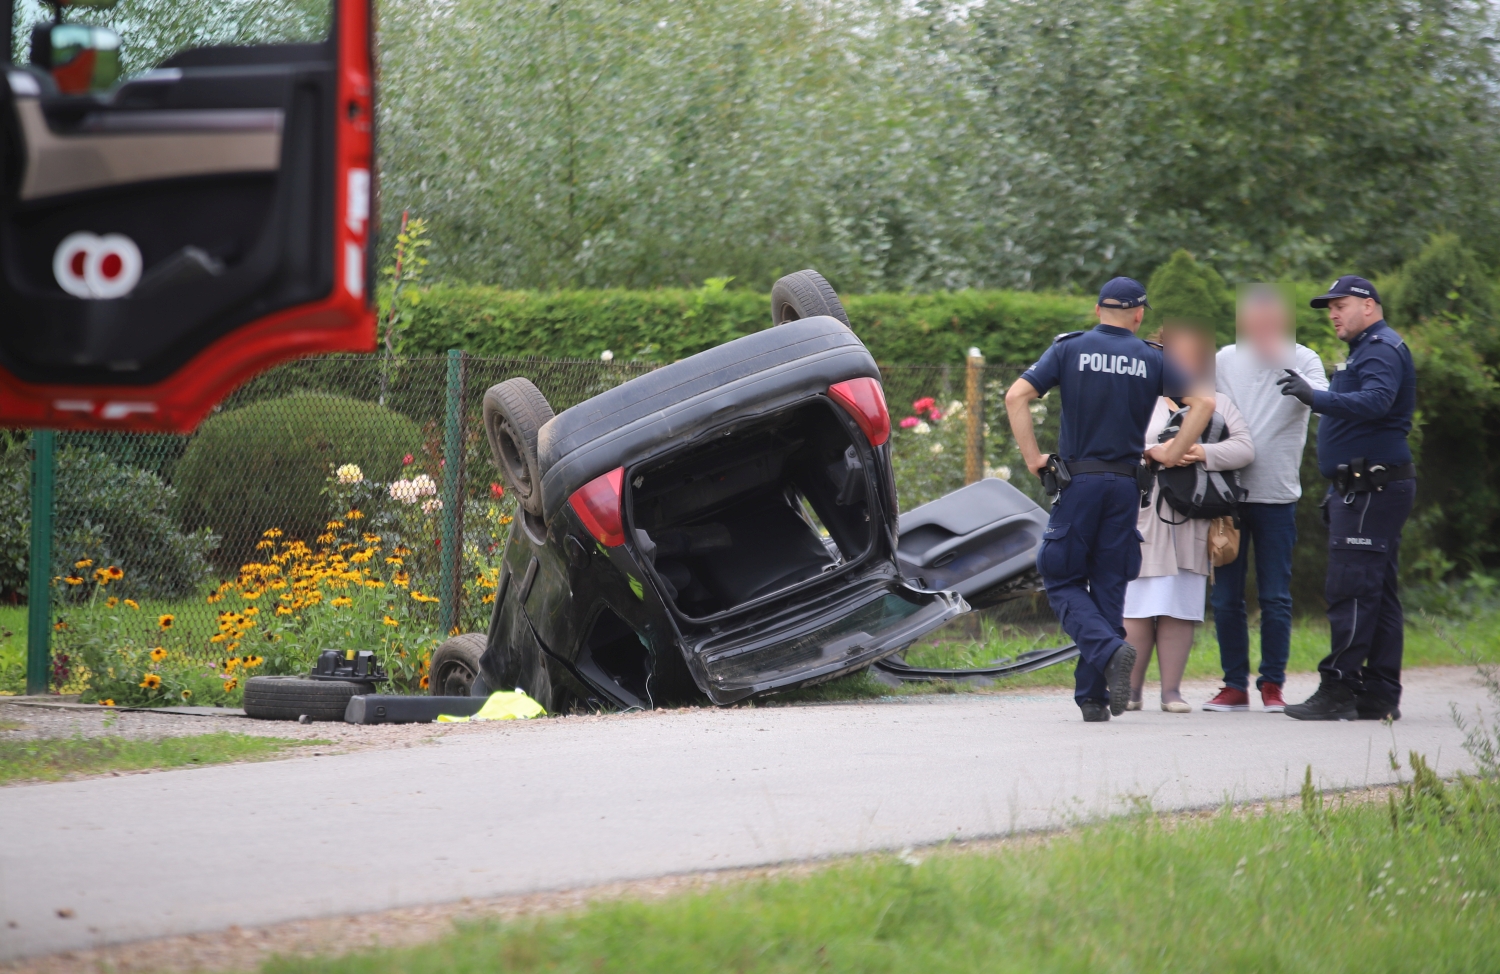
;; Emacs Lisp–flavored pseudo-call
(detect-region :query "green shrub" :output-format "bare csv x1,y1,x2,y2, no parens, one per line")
0,442,217,601
173,393,423,570
396,282,1095,365
1143,249,1235,344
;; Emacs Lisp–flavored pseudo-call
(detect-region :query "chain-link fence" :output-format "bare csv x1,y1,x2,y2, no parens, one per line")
3,353,1063,703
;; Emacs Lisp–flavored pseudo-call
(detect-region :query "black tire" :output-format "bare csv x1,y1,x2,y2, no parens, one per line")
430,632,487,697
243,676,375,721
483,378,555,517
771,269,850,327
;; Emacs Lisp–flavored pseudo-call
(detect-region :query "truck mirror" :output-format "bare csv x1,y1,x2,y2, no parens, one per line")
0,0,376,433
30,23,122,94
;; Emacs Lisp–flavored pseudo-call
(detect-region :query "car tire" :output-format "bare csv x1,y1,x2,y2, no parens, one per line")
483,378,555,517
430,632,487,697
242,675,375,721
771,269,850,327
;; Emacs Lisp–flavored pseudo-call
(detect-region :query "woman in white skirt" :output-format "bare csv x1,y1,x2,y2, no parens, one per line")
1126,324,1254,712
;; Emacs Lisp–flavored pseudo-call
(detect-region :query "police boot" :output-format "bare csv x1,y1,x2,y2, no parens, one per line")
1284,682,1358,721
1105,642,1138,716
1355,693,1401,721
1079,701,1111,722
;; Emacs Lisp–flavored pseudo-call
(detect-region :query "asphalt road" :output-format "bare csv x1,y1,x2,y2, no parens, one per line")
1,667,1489,962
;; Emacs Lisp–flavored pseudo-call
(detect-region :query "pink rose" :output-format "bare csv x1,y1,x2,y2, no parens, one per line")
899,416,920,429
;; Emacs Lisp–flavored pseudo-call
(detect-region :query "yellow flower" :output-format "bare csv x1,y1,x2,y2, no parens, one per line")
316,533,336,545
243,655,264,669
210,633,228,643
139,673,162,689
106,566,123,580
124,599,139,609
105,597,119,608
53,620,67,631
392,572,410,588
224,657,240,671
243,590,263,601
326,520,345,530
74,558,94,569
382,615,400,627
180,689,192,701
158,614,175,630
150,647,168,662
410,591,440,604
275,605,293,616
222,678,238,692
346,509,365,520
362,534,381,544
93,568,110,585
98,699,115,707
64,575,84,586
419,674,430,689
262,528,284,538
330,596,354,608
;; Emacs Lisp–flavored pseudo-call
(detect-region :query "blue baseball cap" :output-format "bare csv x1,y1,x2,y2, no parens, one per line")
1311,275,1380,309
1098,277,1150,310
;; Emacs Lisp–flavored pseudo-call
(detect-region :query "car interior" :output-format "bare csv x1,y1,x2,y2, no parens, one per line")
627,400,875,620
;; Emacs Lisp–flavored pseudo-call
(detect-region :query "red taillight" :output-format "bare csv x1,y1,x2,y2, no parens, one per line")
569,466,626,547
828,377,890,447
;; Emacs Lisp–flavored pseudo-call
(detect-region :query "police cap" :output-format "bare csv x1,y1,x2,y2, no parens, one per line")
1098,277,1151,310
1311,275,1381,309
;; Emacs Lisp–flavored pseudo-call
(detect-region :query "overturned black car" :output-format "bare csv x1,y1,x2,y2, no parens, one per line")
428,272,1051,710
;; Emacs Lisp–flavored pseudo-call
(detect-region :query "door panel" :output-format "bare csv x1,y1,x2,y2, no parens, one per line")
0,0,373,432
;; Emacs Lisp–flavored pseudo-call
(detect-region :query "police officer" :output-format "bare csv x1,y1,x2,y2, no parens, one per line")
1006,278,1215,721
1277,275,1416,721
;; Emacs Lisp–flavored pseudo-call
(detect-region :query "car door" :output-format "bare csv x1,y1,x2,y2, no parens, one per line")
0,0,374,432
895,477,1050,607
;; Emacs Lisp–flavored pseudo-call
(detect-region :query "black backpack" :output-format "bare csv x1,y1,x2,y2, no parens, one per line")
1153,406,1246,524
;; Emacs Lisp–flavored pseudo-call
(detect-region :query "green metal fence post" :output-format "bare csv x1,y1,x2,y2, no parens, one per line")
438,350,468,635
26,430,55,695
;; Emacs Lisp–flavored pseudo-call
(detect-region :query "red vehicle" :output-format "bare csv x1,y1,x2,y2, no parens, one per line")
0,0,376,432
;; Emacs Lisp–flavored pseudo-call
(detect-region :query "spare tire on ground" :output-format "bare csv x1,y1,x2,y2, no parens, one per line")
243,675,376,721
429,632,487,697
771,269,850,327
483,378,555,517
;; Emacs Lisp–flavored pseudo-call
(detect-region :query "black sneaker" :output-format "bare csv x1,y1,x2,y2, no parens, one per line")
1105,642,1137,716
1079,700,1111,722
1284,683,1358,721
1356,695,1401,721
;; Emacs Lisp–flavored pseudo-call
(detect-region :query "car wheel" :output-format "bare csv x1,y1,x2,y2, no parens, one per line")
242,675,375,721
430,632,487,697
770,269,850,327
483,377,555,517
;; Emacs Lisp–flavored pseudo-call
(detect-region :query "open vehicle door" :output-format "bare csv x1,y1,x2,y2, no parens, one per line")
0,0,375,432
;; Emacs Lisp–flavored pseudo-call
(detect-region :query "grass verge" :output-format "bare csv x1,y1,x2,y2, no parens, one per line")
0,732,323,785
264,768,1500,974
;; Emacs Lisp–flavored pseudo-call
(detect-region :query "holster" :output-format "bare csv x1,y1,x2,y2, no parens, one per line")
1136,462,1154,508
1040,454,1071,496
1334,457,1388,494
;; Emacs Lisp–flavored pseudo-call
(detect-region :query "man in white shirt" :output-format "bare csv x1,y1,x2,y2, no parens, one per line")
1204,286,1328,712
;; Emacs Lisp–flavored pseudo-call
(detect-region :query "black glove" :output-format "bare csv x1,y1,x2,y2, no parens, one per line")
1277,369,1315,406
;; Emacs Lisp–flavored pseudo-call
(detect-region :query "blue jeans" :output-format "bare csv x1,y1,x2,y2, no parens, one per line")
1210,502,1297,691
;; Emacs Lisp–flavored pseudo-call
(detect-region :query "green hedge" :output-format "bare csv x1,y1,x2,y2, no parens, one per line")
397,284,1097,365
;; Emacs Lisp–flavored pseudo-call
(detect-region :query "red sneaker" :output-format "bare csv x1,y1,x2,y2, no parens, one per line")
1202,686,1250,712
1260,683,1286,713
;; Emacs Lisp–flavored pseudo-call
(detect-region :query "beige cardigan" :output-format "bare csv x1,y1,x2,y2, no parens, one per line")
1136,395,1254,578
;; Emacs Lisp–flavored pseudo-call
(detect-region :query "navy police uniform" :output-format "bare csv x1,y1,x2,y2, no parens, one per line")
1297,277,1416,714
1021,280,1192,708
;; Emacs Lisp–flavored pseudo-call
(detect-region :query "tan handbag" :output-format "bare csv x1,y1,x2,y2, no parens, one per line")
1208,516,1240,568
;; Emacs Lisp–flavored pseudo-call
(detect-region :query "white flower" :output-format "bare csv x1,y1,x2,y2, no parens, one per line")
1029,401,1048,420
410,474,438,496
994,465,1011,481
930,443,944,455
600,349,614,362
946,400,965,418
422,498,444,514
388,479,419,504
335,463,363,485
913,421,931,435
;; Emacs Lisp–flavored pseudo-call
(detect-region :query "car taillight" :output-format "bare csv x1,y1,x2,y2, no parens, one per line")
569,466,626,547
828,377,890,447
